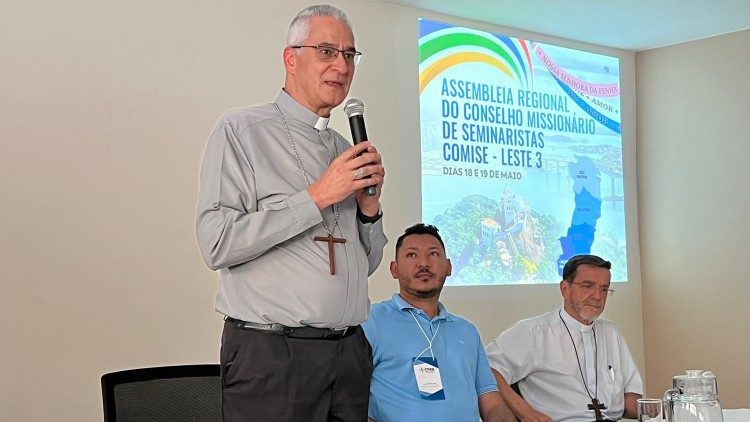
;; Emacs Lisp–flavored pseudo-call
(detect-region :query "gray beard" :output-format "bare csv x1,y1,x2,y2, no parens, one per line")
578,306,602,322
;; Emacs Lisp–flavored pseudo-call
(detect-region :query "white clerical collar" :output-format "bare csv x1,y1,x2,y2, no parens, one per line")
560,307,595,333
314,116,329,130
275,89,330,131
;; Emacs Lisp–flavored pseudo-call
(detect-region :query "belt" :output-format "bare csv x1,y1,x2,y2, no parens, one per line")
225,317,356,340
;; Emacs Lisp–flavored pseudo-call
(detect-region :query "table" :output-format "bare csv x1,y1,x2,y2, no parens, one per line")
622,408,749,421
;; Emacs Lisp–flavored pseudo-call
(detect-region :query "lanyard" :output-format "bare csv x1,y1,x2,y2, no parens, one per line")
559,310,599,400
408,309,442,360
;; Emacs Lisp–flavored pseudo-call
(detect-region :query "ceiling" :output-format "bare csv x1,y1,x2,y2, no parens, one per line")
378,0,750,51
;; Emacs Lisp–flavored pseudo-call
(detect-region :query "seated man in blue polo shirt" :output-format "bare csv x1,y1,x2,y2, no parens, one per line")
362,223,513,422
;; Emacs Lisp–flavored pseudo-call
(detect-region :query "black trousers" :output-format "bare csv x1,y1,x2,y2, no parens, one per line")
220,321,372,422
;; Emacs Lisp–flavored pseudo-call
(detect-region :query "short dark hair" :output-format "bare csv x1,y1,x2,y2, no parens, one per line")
394,223,445,258
562,254,611,281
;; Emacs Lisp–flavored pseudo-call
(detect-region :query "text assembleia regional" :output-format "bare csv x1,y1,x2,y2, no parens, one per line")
441,77,569,112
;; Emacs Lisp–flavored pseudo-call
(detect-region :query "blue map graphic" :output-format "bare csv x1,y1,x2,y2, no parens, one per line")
558,156,602,275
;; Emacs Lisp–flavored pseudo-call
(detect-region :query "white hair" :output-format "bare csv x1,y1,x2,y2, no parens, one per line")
286,4,352,46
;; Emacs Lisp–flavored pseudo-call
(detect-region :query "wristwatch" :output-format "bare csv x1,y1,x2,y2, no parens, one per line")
357,207,383,224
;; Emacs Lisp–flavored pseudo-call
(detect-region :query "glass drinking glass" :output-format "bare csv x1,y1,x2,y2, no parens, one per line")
637,398,663,422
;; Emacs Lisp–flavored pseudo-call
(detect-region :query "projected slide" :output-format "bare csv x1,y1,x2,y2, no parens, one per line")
419,18,627,286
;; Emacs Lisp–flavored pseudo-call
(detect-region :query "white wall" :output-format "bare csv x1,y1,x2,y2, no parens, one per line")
0,1,641,420
636,29,750,408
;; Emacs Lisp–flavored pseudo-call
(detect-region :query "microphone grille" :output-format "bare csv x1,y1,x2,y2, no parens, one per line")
344,98,364,117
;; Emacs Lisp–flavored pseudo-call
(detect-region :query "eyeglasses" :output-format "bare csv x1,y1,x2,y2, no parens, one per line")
292,45,362,66
566,280,615,297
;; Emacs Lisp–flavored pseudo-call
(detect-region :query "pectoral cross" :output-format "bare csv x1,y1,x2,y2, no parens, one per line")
588,398,607,421
314,234,346,275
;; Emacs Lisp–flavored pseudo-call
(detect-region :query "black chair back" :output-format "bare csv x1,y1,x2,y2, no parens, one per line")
101,364,220,422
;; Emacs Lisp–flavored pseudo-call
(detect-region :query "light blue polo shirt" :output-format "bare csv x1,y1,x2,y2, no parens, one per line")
362,293,498,422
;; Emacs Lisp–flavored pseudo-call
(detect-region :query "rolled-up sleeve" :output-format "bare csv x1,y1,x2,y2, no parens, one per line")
196,120,321,271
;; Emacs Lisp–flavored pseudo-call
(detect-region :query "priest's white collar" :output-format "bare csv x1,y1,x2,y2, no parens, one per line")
314,116,329,130
560,307,595,333
276,89,330,131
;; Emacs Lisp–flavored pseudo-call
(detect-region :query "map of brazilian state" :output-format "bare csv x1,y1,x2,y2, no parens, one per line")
558,156,602,275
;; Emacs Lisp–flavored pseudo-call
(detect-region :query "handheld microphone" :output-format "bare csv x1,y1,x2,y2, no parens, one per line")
344,98,377,196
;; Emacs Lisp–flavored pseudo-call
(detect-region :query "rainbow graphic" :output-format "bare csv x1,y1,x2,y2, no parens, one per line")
418,19,534,93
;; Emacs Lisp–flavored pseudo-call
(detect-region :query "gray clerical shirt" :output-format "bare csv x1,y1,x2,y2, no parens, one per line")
196,90,387,328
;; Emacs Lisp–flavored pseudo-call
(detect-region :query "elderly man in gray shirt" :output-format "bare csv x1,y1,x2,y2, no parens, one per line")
196,5,386,422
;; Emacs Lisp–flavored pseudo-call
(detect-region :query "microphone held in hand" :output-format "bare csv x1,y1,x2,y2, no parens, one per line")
344,98,377,196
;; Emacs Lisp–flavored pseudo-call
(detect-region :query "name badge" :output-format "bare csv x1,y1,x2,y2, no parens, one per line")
412,356,445,400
